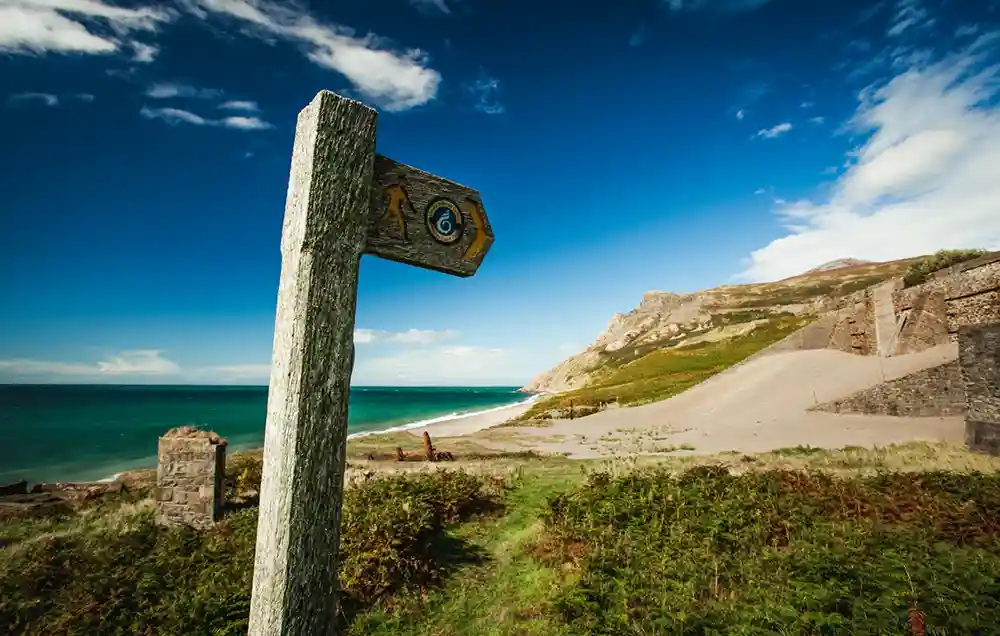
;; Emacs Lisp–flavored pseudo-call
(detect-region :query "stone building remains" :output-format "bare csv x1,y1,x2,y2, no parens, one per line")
155,425,227,529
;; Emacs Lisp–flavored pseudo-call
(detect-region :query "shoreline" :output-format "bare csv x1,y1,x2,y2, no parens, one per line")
92,396,537,483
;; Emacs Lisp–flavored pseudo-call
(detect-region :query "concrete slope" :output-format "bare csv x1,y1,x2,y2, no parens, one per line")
873,281,900,357
501,343,962,458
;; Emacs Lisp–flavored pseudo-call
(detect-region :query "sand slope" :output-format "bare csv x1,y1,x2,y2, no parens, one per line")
485,343,963,458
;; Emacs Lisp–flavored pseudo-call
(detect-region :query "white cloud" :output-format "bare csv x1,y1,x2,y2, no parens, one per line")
0,349,180,379
887,0,933,38
353,345,528,386
218,99,260,112
8,92,58,106
354,328,458,345
801,101,816,108
756,122,792,138
140,106,209,125
465,72,504,115
220,115,272,130
140,105,272,130
145,82,221,99
97,350,180,375
183,0,441,111
0,0,441,112
0,0,173,57
737,37,1000,282
76,92,94,102
810,115,825,124
131,40,158,62
736,108,745,120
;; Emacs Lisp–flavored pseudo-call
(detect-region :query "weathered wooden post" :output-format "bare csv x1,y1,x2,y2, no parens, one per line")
248,90,494,636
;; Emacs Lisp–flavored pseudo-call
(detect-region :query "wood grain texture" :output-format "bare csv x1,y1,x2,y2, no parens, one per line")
248,90,377,636
367,155,495,277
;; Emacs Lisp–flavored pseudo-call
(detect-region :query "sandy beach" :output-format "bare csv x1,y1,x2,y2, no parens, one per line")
445,343,965,459
402,400,534,438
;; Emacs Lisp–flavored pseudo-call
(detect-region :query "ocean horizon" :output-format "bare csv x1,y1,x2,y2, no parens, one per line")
0,384,531,484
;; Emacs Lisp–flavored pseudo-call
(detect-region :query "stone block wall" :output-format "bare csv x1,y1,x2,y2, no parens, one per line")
892,254,1000,355
156,426,227,529
894,290,949,355
828,289,876,356
959,324,1000,456
813,360,964,417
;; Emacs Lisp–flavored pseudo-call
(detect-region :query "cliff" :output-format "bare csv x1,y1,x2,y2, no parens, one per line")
521,257,918,395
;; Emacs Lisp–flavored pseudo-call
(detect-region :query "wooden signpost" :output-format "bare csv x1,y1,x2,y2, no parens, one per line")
247,90,494,636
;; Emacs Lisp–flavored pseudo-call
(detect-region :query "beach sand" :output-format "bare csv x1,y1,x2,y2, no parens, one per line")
403,401,533,438
456,343,965,459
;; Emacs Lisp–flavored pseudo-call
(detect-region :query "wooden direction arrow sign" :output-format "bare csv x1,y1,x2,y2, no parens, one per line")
247,90,493,636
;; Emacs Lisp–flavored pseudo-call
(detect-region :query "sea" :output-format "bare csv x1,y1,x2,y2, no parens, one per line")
0,385,531,484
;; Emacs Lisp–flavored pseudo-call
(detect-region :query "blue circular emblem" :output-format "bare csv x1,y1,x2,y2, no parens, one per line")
425,199,464,245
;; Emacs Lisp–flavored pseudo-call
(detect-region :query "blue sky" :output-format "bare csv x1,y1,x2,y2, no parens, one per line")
1,0,999,386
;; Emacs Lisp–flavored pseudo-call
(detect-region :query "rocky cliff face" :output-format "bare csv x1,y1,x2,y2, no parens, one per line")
521,258,916,394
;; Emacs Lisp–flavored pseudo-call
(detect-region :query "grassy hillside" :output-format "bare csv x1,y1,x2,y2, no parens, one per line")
517,314,810,422
4,443,1000,635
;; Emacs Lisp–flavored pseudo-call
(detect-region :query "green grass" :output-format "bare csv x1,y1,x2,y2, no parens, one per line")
517,315,810,421
903,248,988,288
0,468,507,636
538,465,1000,634
3,445,1000,635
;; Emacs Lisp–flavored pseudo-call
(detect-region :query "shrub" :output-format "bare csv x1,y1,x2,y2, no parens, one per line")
903,249,987,287
0,470,505,635
538,466,1000,634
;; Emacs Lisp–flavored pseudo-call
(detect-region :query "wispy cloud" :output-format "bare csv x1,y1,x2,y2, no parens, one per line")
755,122,792,138
736,109,746,120
887,0,933,38
145,82,221,100
809,116,825,124
465,71,504,115
353,344,525,386
140,106,273,130
737,33,1000,282
219,115,271,130
1,0,442,112
0,349,180,379
354,328,459,346
8,92,58,106
218,100,260,112
0,0,172,57
182,0,441,111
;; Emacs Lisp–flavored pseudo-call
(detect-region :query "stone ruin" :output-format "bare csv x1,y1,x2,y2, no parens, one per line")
960,324,1000,456
155,425,227,529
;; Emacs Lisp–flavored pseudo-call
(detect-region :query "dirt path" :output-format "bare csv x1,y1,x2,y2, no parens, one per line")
476,343,962,458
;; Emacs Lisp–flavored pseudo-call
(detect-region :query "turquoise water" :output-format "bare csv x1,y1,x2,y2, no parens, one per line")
0,385,527,484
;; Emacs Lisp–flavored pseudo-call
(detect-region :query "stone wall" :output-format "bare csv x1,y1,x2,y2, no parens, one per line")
892,253,1000,355
959,324,1000,456
813,360,964,417
828,288,876,356
155,426,227,529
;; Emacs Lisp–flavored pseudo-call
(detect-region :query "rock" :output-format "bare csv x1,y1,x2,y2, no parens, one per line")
0,480,28,497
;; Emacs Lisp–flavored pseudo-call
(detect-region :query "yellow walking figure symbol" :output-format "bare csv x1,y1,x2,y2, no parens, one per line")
382,184,411,240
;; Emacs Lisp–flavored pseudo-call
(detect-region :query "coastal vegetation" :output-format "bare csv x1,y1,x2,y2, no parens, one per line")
515,314,810,422
902,248,988,288
3,442,1000,634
